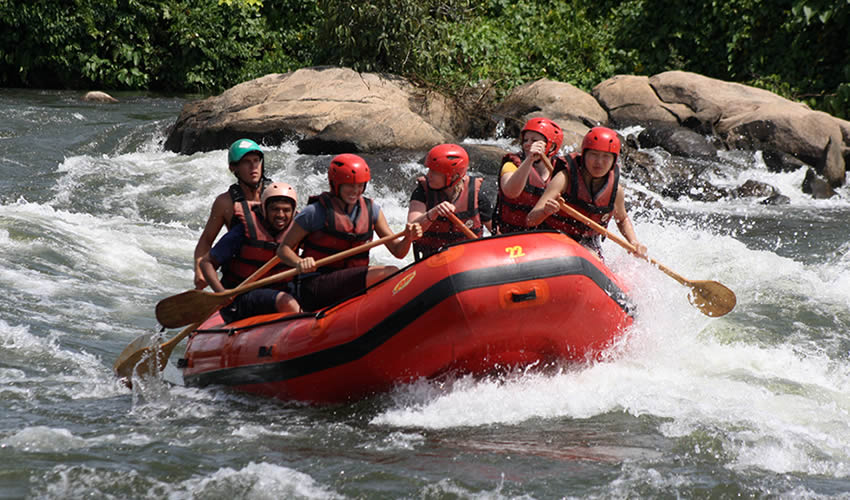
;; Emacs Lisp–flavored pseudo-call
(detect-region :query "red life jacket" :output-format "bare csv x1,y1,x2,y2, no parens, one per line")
300,192,374,271
493,153,574,234
553,153,619,239
226,179,270,228
413,175,483,261
221,203,293,290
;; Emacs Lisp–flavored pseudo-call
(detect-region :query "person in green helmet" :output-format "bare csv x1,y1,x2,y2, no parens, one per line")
193,138,273,289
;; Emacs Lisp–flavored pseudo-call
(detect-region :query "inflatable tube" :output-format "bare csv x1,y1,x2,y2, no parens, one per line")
181,231,634,403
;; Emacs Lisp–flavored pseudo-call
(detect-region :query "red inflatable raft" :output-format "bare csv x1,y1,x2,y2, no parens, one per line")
180,231,634,403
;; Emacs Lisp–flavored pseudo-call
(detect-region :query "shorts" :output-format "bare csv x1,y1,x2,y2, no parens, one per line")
220,288,281,324
298,267,368,312
577,235,604,260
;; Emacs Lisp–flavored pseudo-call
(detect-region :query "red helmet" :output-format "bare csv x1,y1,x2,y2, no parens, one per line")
425,144,469,188
581,127,621,160
261,182,297,217
521,118,564,157
328,154,371,194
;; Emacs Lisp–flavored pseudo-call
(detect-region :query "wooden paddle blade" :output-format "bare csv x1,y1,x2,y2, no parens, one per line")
687,280,737,317
112,336,171,386
155,290,227,328
113,333,158,380
114,323,199,384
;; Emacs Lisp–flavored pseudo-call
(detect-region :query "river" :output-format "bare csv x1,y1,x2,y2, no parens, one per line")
1,88,849,499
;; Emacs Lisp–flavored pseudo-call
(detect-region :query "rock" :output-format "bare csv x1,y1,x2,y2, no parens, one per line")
164,67,468,155
760,194,790,205
620,148,667,188
732,179,777,198
595,70,847,187
762,148,808,173
637,124,717,159
818,135,845,187
82,91,118,103
802,168,836,198
592,74,693,127
653,71,846,186
624,189,666,217
463,144,509,177
495,78,609,151
661,178,728,202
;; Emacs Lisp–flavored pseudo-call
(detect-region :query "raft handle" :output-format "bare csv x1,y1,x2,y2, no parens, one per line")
511,290,537,303
258,346,273,358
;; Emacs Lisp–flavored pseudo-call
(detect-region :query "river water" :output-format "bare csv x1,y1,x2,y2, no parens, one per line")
1,88,849,499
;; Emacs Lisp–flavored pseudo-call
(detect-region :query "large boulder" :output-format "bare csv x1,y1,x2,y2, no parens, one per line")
596,71,847,187
593,75,692,127
164,67,468,155
495,78,610,151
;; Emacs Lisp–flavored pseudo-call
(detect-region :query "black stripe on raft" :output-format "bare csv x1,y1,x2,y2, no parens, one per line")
185,255,633,388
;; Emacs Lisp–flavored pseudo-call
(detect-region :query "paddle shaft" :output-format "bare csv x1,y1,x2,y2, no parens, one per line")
164,255,285,348
556,194,735,316
154,229,410,328
445,211,479,239
540,154,680,278
208,229,406,300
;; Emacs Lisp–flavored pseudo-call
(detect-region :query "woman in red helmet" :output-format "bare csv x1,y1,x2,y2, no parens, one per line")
493,117,574,234
277,154,422,311
528,127,646,258
407,144,493,261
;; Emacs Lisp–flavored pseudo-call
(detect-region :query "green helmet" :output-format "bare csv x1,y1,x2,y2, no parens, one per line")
228,139,263,164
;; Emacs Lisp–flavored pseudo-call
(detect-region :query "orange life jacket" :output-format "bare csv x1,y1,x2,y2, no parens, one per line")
413,175,483,261
221,203,293,290
226,179,270,228
300,192,374,271
493,153,574,234
553,153,619,239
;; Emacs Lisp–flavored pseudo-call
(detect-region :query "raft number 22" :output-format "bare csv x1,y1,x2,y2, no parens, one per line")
505,245,525,258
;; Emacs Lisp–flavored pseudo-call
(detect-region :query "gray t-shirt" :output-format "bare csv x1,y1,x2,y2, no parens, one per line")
294,196,381,232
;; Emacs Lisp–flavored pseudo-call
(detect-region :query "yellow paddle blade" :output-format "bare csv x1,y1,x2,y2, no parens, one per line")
687,280,737,317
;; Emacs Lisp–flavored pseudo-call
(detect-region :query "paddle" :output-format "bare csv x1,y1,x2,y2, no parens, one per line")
446,211,478,239
557,199,736,317
113,256,282,382
155,229,407,328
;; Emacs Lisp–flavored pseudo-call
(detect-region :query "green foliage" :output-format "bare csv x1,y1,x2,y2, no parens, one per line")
417,2,608,91
314,0,455,74
589,0,850,118
0,0,317,92
0,0,847,119
312,0,620,100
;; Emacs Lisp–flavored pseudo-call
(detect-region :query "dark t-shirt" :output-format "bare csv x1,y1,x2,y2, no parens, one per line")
208,223,246,268
410,182,493,222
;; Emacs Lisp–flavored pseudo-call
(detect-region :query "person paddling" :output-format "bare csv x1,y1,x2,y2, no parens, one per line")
193,139,272,289
407,144,493,261
199,182,301,323
276,154,422,311
492,117,573,234
527,126,647,259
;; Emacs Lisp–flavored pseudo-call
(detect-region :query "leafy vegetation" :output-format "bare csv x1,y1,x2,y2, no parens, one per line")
0,0,847,117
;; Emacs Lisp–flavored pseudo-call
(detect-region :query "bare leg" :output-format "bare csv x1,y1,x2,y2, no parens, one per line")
275,292,301,314
365,265,400,287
